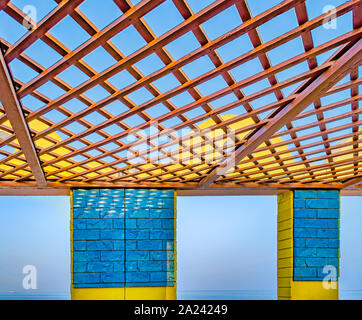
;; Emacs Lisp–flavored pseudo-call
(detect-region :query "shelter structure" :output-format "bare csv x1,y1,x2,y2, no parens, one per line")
0,0,361,300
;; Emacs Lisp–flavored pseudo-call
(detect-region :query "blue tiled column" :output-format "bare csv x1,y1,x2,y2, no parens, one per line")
293,190,340,281
71,188,176,300
124,188,175,287
72,189,125,288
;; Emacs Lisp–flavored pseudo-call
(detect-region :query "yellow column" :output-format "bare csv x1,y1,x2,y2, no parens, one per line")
277,190,339,300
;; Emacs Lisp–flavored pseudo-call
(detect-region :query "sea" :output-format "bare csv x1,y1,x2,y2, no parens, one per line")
0,290,361,300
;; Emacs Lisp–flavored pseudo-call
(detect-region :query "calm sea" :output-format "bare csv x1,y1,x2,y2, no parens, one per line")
0,290,361,300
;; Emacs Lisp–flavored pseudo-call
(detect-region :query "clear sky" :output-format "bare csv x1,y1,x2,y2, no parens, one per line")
0,195,361,298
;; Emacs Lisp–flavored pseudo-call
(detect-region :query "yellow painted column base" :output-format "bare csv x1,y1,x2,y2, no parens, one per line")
125,286,177,300
71,287,125,300
71,286,177,300
279,281,339,300
290,281,338,300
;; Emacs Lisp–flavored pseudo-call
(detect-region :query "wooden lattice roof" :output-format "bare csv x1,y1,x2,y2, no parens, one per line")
0,0,361,195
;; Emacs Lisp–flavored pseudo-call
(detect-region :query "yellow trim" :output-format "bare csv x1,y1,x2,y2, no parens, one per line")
125,286,177,300
338,191,341,275
70,189,74,293
71,287,125,300
277,191,293,300
173,190,177,299
290,281,338,300
72,286,176,300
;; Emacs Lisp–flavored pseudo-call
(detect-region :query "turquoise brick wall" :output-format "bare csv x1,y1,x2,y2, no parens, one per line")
72,188,175,288
293,190,340,281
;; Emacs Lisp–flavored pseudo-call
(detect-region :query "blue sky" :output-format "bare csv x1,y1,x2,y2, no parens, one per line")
0,195,361,298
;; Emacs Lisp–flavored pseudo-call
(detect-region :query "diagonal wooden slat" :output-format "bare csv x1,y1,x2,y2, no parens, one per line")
199,38,362,188
343,176,362,188
4,0,86,62
16,0,169,97
26,26,362,164
0,52,46,187
0,0,9,11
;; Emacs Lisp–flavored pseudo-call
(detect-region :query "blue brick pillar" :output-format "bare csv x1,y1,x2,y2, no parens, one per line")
277,190,340,300
71,188,176,300
124,189,175,288
293,190,340,281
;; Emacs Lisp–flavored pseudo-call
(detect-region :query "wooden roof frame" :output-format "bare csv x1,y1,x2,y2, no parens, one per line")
0,51,46,187
200,39,362,188
0,0,361,195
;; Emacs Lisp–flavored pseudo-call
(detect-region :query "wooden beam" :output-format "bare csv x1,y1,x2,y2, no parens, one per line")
17,0,169,97
178,188,283,196
199,38,362,188
341,189,362,196
0,183,361,196
4,0,86,62
0,52,46,187
23,1,357,127
0,0,10,10
343,176,362,189
179,188,362,197
0,186,360,196
0,187,70,196
0,179,342,189
30,27,362,170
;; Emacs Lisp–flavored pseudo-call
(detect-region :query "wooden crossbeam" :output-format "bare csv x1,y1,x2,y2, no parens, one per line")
16,0,168,98
19,0,239,109
0,0,9,11
343,176,362,189
0,185,361,196
25,27,362,168
4,0,86,62
0,52,46,187
199,38,362,188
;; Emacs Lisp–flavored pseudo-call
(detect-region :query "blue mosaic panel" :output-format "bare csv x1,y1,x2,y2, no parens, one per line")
72,188,175,288
124,189,175,287
293,190,340,281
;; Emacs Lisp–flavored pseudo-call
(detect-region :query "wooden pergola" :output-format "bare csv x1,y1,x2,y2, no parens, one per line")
0,0,361,196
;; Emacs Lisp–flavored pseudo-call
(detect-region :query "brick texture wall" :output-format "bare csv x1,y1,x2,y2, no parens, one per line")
71,188,175,288
293,190,340,281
